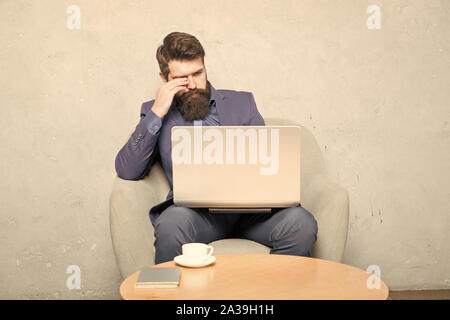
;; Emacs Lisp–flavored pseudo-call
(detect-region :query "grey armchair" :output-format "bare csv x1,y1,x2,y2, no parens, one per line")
110,118,349,279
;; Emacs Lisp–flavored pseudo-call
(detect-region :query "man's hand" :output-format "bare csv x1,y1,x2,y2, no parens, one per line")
151,78,188,118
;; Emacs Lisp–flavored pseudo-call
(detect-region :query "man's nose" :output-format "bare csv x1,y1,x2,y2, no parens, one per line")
187,75,196,89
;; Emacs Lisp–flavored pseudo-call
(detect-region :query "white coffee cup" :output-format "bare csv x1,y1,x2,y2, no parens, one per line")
182,243,214,264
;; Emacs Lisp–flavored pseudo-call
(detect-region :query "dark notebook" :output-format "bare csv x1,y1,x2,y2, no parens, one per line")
135,267,182,289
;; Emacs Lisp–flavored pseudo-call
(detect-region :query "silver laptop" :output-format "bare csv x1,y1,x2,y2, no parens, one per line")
171,126,301,213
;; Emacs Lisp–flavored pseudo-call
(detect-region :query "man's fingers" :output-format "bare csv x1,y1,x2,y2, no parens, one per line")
167,77,188,88
171,85,188,95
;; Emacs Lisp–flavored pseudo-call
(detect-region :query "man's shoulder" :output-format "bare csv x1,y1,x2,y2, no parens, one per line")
215,89,254,107
217,88,252,99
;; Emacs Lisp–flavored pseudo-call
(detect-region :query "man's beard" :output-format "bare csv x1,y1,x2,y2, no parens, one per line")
174,82,211,121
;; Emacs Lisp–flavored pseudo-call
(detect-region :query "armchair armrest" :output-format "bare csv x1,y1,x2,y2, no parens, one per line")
302,174,349,262
109,162,169,279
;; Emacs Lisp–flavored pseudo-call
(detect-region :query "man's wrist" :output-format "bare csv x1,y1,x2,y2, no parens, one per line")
151,105,166,118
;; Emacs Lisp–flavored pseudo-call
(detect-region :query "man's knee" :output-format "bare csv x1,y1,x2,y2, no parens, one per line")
154,206,201,264
298,207,318,235
154,206,198,241
273,206,318,244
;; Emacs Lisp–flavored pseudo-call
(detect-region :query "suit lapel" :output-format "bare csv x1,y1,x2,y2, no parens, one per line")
215,93,232,125
210,82,232,125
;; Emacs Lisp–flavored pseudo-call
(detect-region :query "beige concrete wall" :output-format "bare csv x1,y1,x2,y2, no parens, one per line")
0,0,448,298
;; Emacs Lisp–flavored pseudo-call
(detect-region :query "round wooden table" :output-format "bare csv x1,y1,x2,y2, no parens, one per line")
120,254,389,300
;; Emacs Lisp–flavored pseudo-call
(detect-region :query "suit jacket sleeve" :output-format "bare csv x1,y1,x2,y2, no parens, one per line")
115,101,161,180
248,92,265,126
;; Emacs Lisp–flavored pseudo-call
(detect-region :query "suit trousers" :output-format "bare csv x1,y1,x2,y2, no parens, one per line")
153,204,318,264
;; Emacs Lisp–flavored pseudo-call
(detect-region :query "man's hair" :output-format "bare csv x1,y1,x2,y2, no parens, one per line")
156,32,205,80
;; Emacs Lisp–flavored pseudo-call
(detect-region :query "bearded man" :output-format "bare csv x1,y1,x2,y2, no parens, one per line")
115,32,318,264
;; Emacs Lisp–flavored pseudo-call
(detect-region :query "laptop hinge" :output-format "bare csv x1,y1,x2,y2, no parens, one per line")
208,208,272,214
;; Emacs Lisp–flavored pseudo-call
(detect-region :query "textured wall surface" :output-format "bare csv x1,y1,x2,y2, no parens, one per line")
0,0,449,299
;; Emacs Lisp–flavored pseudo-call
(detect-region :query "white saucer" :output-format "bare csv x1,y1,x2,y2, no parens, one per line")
174,255,216,268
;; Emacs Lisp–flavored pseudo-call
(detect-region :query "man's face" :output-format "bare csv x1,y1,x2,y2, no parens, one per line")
165,57,211,121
